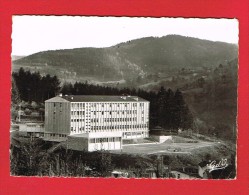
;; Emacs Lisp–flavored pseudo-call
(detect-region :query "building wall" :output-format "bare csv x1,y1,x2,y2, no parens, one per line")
45,101,71,136
67,132,122,151
67,137,122,151
88,138,122,151
44,96,150,143
151,135,173,143
70,101,149,139
18,123,44,138
70,102,87,134
86,131,122,151
19,123,44,132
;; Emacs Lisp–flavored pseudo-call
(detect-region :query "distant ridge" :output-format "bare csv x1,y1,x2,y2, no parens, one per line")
13,35,238,81
11,55,26,61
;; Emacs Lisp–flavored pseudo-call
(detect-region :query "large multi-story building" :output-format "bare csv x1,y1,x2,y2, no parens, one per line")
44,95,149,151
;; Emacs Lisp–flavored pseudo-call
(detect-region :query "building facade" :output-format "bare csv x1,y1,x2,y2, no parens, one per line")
19,122,44,138
44,95,149,151
67,131,122,151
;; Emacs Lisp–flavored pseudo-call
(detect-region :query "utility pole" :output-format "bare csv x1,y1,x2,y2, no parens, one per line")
18,104,21,122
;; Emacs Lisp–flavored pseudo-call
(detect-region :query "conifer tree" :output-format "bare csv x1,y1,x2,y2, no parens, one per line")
172,89,193,129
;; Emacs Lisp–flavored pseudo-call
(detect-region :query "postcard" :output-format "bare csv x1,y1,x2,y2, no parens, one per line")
1,1,248,194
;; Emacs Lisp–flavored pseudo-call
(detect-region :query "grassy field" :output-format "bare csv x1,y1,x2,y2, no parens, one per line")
119,141,218,155
109,136,235,171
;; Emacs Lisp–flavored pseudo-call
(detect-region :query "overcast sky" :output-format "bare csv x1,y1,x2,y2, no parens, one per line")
12,16,238,56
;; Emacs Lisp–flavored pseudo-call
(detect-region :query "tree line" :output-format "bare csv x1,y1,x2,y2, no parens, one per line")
12,67,60,102
10,139,113,177
12,68,193,130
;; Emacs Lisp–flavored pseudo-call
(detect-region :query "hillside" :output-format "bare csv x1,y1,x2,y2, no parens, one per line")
145,58,238,140
12,35,238,83
182,58,238,140
12,35,238,141
11,55,26,61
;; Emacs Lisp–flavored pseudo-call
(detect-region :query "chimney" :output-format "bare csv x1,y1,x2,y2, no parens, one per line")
133,97,138,101
120,96,126,100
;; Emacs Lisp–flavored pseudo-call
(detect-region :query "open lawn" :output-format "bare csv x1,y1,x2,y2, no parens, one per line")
114,140,218,155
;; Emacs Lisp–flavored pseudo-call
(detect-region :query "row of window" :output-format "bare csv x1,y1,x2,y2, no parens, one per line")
53,103,63,107
70,124,148,132
47,133,67,138
71,127,85,132
89,137,121,143
91,124,148,131
71,118,85,122
53,102,146,110
71,102,145,109
103,117,141,122
26,124,43,128
71,110,144,116
124,132,144,136
71,103,85,108
71,111,85,115
71,117,145,123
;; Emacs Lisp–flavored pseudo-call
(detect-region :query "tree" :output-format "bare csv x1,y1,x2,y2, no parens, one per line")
157,86,167,126
31,101,38,109
11,139,49,176
134,158,148,177
61,82,74,95
172,89,193,129
163,88,175,129
51,75,61,96
13,68,61,102
157,87,176,129
11,76,21,105
99,152,113,177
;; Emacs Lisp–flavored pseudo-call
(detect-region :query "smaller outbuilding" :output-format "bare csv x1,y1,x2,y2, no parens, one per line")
19,122,44,138
67,131,122,151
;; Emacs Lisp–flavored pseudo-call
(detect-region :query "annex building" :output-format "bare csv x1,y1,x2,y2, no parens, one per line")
44,95,149,151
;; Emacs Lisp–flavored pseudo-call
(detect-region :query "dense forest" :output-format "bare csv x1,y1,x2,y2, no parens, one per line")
12,68,193,130
12,67,61,102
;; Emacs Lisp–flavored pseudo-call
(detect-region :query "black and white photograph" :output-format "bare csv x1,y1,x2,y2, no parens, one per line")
10,16,238,179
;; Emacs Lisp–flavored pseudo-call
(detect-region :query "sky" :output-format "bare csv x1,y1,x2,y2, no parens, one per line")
12,16,238,56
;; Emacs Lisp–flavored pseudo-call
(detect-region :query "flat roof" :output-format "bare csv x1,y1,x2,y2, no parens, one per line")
46,95,149,103
69,131,122,138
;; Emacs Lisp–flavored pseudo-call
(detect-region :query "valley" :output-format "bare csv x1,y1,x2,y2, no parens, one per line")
12,35,238,142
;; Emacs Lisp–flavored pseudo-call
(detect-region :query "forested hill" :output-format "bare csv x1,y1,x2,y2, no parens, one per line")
12,35,238,81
